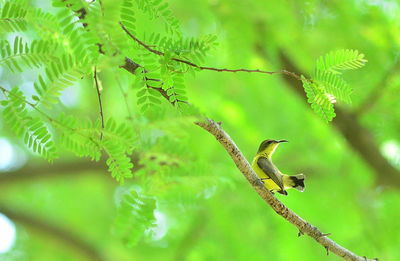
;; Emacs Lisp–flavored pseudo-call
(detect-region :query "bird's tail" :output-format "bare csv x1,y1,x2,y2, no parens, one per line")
289,174,305,192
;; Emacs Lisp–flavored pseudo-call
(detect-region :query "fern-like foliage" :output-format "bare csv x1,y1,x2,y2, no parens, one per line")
302,76,335,122
57,113,102,161
150,33,218,65
26,7,59,37
120,0,136,35
56,0,127,68
316,49,367,73
1,87,58,161
33,54,83,108
56,8,98,63
0,0,28,32
0,0,59,34
129,31,216,110
113,189,156,247
134,50,163,112
81,1,121,55
57,114,136,184
0,37,58,73
145,33,218,67
0,0,209,183
164,73,188,106
104,140,133,185
302,49,367,122
102,118,136,184
103,118,136,153
313,70,352,104
135,0,180,35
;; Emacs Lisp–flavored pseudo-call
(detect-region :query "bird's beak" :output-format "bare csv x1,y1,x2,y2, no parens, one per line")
278,140,288,143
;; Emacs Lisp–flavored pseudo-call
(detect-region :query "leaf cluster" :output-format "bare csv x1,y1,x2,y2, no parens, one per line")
1,87,57,161
301,49,367,122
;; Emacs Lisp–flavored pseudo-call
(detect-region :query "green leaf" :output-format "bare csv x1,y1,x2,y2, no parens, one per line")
103,140,133,185
301,76,336,122
316,49,367,74
1,87,58,161
313,70,352,104
0,37,58,73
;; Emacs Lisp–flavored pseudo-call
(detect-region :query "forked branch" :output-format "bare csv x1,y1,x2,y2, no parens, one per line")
119,22,302,81
195,118,378,261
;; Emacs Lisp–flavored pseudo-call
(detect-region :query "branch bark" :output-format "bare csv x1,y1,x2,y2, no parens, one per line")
195,118,377,261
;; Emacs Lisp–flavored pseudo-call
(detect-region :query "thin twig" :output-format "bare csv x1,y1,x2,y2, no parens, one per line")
99,0,104,16
94,67,105,140
119,22,302,81
195,118,377,261
0,86,69,129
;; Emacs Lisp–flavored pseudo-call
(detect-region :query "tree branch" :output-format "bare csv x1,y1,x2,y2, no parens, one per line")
119,22,302,80
0,204,106,261
119,57,181,105
195,118,377,261
94,67,105,140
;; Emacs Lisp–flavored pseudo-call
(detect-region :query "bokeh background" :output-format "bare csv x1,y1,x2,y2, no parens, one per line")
1,0,400,260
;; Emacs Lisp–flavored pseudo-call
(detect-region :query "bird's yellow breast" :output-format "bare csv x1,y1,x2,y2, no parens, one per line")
251,156,281,191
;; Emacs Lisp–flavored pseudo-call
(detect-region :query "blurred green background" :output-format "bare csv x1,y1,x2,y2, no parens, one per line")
1,0,400,260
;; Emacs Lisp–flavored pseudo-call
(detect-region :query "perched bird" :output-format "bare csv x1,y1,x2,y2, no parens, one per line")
251,139,305,195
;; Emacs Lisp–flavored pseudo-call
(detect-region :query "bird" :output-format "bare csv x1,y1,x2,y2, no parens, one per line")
251,139,305,195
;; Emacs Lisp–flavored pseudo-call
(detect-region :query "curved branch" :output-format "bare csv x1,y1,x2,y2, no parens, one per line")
195,118,378,261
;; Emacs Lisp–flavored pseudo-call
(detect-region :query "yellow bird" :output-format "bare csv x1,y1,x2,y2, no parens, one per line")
251,139,305,195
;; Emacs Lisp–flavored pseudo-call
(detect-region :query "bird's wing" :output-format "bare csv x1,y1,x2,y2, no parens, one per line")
257,157,285,191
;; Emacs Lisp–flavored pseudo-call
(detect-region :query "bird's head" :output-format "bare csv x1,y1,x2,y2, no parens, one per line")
257,139,288,157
